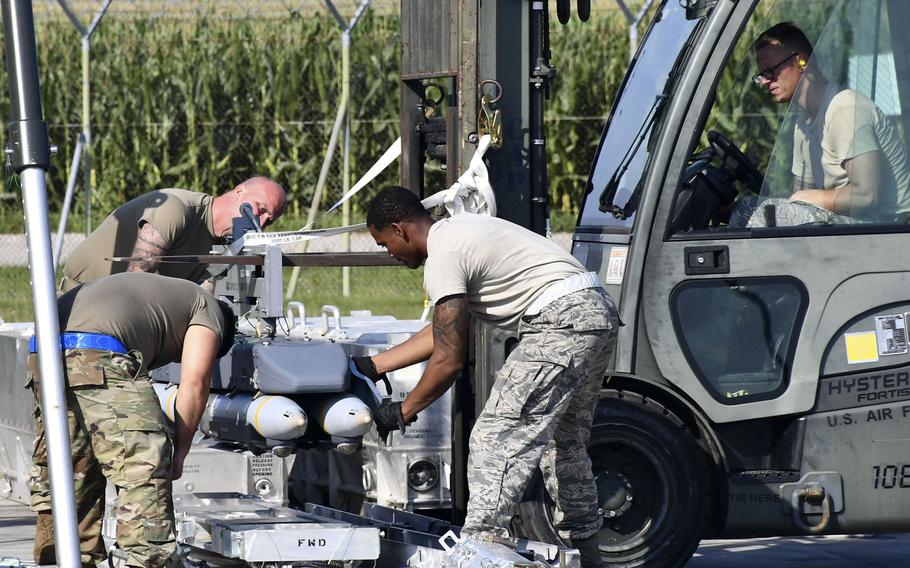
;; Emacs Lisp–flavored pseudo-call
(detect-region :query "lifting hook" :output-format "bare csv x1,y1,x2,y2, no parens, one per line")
478,80,503,150
790,485,833,534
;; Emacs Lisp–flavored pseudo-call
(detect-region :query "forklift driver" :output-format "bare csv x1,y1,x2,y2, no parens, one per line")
28,273,236,567
731,22,910,227
59,177,287,293
353,186,618,568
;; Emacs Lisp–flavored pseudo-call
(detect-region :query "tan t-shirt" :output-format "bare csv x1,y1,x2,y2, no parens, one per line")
423,214,585,331
57,272,225,372
792,85,910,219
61,188,217,292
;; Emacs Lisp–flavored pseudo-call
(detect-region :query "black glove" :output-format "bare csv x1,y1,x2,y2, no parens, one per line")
350,356,392,394
372,400,415,445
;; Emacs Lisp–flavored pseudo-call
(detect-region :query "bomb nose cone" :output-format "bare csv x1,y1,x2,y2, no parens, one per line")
354,409,372,426
249,397,309,440
289,413,307,429
317,395,374,437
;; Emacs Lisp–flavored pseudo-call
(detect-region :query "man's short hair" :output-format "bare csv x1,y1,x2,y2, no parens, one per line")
754,22,814,57
366,186,429,230
216,299,238,358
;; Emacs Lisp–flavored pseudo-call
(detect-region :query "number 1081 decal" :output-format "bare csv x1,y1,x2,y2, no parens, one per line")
873,464,910,489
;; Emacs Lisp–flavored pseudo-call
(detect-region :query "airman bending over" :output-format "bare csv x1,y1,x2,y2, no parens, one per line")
29,272,236,566
353,186,618,568
60,177,286,292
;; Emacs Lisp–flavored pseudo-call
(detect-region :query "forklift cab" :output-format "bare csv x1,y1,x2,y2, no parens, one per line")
566,0,910,565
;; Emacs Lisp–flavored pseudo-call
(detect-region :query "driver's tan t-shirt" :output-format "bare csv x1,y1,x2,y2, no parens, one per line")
792,84,910,219
60,188,217,292
423,214,585,331
57,272,224,372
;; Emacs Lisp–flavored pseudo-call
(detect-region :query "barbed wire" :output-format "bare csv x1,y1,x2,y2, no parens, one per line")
31,0,634,22
31,0,400,21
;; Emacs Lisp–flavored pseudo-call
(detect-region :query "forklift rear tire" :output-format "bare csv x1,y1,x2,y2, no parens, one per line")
516,390,709,568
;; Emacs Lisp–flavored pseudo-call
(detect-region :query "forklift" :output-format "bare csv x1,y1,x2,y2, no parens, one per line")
7,0,910,566
401,0,910,566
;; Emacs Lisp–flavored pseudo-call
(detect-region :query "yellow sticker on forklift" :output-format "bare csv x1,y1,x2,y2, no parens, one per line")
844,332,879,364
604,247,628,285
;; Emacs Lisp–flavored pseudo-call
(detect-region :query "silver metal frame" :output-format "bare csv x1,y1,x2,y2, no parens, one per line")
2,0,81,564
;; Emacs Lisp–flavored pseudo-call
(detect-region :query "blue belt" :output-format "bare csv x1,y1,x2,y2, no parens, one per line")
29,332,128,354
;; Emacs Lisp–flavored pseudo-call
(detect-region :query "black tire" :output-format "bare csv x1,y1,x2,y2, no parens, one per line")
516,390,709,568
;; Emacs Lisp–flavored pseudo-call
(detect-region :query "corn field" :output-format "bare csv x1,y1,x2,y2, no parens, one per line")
0,1,651,322
0,1,647,231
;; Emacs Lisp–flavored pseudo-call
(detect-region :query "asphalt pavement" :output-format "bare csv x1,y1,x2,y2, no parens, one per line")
688,534,910,567
3,498,909,566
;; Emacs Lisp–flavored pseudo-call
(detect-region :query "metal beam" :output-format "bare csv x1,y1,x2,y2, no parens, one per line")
1,1,81,566
113,252,402,267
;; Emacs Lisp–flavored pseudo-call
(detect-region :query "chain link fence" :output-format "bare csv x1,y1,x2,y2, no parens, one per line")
0,0,642,322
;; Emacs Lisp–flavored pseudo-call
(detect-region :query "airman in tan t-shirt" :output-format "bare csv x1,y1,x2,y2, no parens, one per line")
60,178,287,292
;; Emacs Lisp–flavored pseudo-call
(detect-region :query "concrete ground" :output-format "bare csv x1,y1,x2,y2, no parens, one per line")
687,534,910,567
3,497,909,567
0,499,34,563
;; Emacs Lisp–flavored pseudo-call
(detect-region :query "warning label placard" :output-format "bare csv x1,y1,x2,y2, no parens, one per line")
604,247,628,285
875,314,908,356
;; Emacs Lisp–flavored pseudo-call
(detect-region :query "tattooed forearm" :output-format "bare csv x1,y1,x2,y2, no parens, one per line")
400,295,469,420
127,222,168,273
432,295,469,365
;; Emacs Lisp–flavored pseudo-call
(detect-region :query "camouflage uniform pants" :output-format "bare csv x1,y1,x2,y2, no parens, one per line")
28,349,176,567
728,196,857,228
463,287,618,540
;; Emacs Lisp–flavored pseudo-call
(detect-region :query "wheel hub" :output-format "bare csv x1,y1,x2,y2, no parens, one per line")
596,470,634,519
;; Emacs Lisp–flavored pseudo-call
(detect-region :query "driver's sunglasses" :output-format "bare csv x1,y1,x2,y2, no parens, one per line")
752,53,798,85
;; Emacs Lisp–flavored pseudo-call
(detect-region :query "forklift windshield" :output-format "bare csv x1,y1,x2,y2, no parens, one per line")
669,0,910,235
577,0,701,233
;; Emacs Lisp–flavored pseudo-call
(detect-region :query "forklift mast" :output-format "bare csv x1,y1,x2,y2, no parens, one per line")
399,0,551,234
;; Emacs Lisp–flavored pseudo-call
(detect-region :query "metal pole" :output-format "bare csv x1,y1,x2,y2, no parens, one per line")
285,97,346,299
287,0,369,300
871,0,882,101
1,1,81,566
342,30,351,298
615,0,655,61
57,0,111,236
81,35,91,234
54,133,84,268
528,0,553,237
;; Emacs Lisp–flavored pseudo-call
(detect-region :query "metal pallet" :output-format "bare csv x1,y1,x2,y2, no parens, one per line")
174,495,380,564
160,495,578,567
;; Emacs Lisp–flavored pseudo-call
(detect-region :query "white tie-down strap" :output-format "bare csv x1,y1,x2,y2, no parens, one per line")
239,135,496,250
302,137,403,230
241,223,367,248
420,134,496,217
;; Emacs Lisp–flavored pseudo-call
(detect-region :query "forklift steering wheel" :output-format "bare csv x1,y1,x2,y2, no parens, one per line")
708,130,763,193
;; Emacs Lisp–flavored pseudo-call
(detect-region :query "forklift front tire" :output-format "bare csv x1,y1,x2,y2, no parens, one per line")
516,389,710,568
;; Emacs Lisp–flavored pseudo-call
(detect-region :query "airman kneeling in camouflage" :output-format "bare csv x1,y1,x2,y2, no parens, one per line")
353,187,618,568
28,272,236,567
